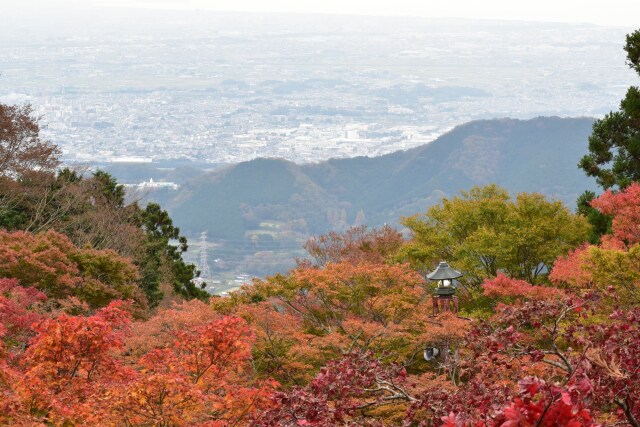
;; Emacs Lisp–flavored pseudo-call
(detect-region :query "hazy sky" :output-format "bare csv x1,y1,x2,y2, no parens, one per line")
94,0,639,26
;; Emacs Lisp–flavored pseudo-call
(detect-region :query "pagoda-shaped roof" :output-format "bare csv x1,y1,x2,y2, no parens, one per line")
426,261,463,281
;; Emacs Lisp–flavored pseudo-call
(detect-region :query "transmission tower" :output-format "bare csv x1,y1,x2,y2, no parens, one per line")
197,231,212,279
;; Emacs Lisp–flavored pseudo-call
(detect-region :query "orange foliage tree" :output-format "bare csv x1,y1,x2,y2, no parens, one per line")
1,298,276,426
0,229,145,310
114,316,276,426
212,260,449,385
302,225,404,267
125,298,220,357
12,301,133,425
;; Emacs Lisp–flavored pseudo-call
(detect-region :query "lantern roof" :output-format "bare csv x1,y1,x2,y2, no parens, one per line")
426,261,463,281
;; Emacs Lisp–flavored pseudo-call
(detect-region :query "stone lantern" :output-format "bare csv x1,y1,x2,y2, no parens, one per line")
427,261,463,316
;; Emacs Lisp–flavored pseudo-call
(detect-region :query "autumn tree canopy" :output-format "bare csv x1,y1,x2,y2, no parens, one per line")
1,189,639,426
551,182,640,305
0,297,276,426
302,225,404,267
0,229,144,311
398,185,590,287
0,103,60,180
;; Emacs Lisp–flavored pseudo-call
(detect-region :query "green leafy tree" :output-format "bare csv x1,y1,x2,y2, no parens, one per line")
55,173,208,306
578,29,640,190
91,169,126,207
138,202,208,303
576,190,612,244
399,185,590,288
577,29,640,244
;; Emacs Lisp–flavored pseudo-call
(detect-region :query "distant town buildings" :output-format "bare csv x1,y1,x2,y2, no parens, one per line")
0,18,634,165
122,178,179,190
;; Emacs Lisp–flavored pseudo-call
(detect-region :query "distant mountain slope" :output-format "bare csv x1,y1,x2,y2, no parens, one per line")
304,116,598,225
167,158,342,239
167,116,597,239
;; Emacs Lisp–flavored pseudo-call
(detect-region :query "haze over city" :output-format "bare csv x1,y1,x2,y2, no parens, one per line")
1,1,637,164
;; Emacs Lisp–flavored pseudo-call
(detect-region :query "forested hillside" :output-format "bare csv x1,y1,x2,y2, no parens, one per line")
163,116,597,239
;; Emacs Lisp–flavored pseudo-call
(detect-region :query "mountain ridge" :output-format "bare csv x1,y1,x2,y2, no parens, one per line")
155,116,597,243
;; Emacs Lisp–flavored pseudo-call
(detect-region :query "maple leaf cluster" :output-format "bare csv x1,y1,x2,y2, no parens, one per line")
0,296,276,426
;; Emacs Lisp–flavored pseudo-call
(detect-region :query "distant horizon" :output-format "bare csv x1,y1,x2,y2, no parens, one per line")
3,0,639,28
94,8,640,28
99,0,639,27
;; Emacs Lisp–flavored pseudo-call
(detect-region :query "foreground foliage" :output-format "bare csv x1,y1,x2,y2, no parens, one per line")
2,184,639,426
0,299,275,426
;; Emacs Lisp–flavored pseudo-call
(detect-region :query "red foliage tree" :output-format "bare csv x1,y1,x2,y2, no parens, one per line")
3,301,275,426
254,352,409,426
441,377,596,427
0,278,46,347
551,183,640,304
14,301,132,425
415,293,640,427
483,273,563,301
590,182,640,245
